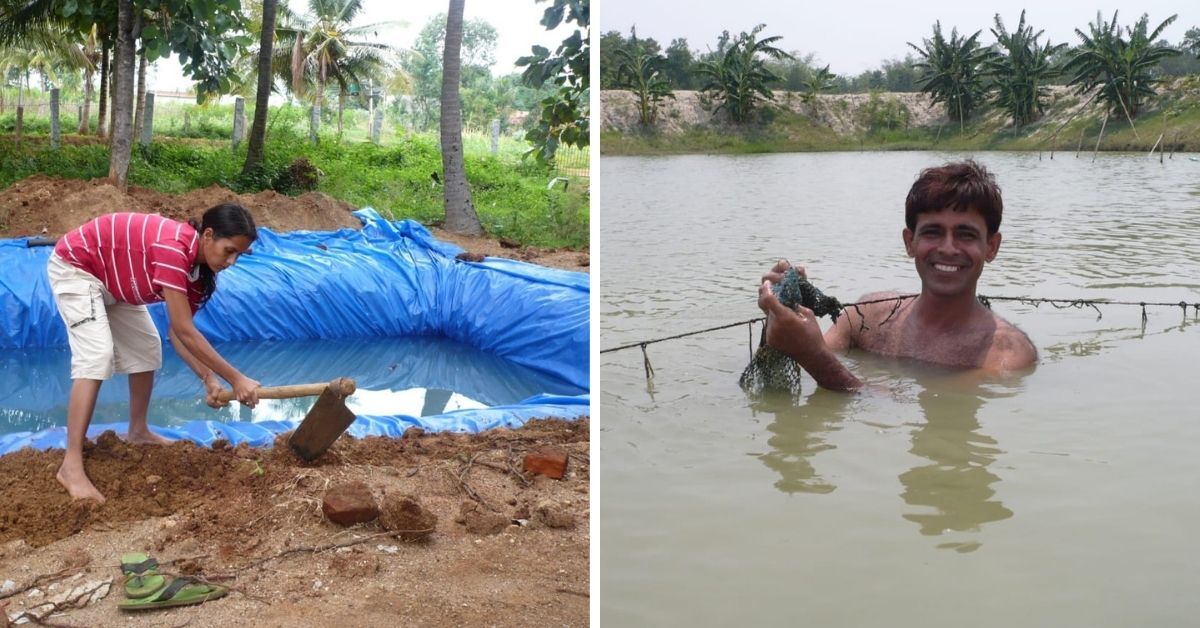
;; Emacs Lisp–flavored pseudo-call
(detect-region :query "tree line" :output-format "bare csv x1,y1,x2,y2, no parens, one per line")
603,11,1200,128
0,1,585,175
0,0,588,215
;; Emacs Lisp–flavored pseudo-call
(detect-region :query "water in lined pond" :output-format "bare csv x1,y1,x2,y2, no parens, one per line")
601,152,1200,626
0,336,585,434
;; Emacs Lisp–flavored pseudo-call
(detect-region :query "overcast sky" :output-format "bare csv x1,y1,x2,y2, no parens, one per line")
150,0,566,92
598,1,1195,75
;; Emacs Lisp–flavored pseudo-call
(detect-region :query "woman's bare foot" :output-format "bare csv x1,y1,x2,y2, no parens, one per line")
56,464,106,503
126,427,172,446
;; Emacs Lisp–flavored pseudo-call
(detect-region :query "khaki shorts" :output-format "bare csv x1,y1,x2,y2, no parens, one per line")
47,254,162,380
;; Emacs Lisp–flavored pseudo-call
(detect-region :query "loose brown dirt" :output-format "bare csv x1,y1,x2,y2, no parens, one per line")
0,175,590,272
0,419,589,627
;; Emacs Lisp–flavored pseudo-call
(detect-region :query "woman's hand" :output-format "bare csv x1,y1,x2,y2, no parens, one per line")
203,373,227,408
232,375,261,408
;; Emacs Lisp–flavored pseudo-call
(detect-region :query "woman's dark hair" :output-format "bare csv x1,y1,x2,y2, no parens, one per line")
905,160,1003,235
187,203,258,308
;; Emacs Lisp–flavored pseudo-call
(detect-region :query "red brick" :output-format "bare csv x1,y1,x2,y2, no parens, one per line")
322,481,380,525
523,446,568,480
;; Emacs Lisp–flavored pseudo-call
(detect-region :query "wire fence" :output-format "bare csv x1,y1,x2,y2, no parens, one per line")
602,294,1200,355
553,144,590,177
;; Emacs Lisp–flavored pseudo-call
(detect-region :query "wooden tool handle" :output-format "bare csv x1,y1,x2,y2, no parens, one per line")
214,378,356,404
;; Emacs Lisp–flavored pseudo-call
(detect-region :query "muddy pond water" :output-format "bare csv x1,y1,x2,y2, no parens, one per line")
600,151,1200,626
0,336,586,434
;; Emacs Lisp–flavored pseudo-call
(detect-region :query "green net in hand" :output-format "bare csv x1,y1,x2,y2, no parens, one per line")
739,267,843,396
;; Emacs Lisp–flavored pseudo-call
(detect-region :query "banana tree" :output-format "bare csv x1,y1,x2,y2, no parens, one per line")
908,22,994,130
694,23,791,123
802,64,835,103
985,11,1064,128
613,46,673,126
1063,11,1179,120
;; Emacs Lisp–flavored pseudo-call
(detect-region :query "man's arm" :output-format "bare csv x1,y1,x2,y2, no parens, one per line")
758,280,862,392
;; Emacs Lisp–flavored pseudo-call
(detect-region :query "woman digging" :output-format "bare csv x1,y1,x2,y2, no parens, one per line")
46,203,262,502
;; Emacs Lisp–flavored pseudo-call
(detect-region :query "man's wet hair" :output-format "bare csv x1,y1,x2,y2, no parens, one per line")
905,160,1003,235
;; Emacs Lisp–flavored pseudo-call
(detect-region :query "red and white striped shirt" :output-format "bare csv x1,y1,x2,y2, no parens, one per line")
54,213,205,312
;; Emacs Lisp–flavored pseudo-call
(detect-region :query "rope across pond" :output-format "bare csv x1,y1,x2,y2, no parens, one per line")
600,294,1200,356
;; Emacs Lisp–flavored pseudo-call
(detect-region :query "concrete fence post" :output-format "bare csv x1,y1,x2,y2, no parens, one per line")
232,96,245,150
490,119,500,156
50,88,61,150
139,92,154,147
371,90,383,144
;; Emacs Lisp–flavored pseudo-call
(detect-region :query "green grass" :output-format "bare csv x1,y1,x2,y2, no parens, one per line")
0,125,588,249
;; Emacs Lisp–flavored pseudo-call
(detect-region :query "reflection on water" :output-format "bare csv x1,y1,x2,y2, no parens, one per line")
757,356,1024,549
900,382,1012,548
1041,313,1198,362
0,336,584,433
755,389,852,495
184,386,490,424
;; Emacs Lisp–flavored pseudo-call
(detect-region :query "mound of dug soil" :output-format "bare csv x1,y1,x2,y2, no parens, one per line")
0,175,360,238
0,175,590,271
0,419,589,626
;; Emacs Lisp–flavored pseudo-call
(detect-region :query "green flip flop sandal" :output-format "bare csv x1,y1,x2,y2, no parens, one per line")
120,552,165,599
118,577,228,611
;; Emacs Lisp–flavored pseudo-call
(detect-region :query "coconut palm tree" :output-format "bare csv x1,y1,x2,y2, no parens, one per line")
273,0,395,137
440,0,483,235
0,23,89,87
1063,11,1179,120
107,0,134,185
242,0,277,175
694,24,791,123
77,24,99,134
0,19,90,140
985,11,1065,128
908,22,994,130
0,0,118,137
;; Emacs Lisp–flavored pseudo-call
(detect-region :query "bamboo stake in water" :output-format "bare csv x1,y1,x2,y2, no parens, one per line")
1161,108,1168,164
1116,93,1140,141
1092,109,1109,163
1148,133,1163,158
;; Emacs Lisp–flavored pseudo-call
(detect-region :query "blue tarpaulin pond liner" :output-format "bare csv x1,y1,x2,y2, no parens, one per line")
0,209,589,454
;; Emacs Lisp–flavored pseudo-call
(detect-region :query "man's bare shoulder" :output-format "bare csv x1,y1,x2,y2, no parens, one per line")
831,291,911,350
858,290,906,301
848,290,910,314
984,316,1038,370
850,291,914,324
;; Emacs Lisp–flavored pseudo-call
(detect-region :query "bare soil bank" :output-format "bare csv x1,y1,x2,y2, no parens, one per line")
0,419,589,626
602,80,1200,154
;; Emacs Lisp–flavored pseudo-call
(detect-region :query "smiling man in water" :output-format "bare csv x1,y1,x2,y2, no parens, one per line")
758,159,1037,391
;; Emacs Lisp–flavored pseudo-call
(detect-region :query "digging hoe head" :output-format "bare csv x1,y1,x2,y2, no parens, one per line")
287,378,358,461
